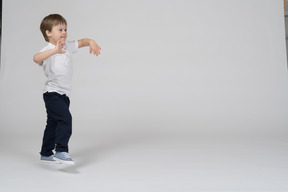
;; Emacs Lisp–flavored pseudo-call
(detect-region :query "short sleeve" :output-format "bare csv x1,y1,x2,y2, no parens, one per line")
37,44,54,65
39,45,51,53
66,40,78,54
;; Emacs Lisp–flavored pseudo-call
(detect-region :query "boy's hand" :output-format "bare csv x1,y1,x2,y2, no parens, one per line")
55,39,66,54
89,40,101,56
78,38,101,55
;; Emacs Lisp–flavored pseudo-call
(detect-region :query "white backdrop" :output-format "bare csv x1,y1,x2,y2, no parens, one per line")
1,0,288,135
1,1,288,191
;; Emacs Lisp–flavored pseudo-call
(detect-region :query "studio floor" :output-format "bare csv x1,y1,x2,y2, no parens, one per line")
0,129,288,192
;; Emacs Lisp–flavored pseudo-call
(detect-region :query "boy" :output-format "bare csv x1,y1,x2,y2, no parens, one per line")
33,14,101,165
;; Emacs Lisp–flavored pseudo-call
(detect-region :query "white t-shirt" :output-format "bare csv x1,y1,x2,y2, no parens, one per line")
39,41,78,96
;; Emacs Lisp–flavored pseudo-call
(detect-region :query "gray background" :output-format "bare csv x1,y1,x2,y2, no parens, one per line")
1,0,288,191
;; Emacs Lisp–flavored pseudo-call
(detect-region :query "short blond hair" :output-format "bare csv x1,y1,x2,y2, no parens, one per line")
40,14,67,42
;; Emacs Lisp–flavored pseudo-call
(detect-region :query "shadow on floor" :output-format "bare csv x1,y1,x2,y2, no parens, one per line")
71,131,158,170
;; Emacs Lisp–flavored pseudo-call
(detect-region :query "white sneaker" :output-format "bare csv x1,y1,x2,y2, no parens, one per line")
54,152,75,165
40,155,61,164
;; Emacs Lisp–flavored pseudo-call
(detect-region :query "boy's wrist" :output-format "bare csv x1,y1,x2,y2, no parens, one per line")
90,39,96,45
53,47,61,54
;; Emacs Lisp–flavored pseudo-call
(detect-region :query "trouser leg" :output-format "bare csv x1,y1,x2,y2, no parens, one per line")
40,114,57,156
40,92,72,156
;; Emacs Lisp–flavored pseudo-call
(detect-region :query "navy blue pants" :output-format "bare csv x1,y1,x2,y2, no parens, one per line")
40,92,72,156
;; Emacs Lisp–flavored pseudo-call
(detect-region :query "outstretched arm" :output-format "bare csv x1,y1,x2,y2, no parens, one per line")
78,38,101,56
33,40,66,65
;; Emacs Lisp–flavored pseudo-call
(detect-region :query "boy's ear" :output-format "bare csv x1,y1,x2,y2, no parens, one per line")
45,30,51,37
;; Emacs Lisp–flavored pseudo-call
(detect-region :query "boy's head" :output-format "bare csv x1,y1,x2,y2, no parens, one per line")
40,14,67,42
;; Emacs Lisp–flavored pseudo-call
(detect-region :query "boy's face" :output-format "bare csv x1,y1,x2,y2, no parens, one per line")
46,24,67,45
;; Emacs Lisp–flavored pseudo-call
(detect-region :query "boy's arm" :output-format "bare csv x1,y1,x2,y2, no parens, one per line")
78,38,101,56
33,40,66,65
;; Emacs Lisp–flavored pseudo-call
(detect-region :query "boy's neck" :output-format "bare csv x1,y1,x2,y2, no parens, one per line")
49,41,57,46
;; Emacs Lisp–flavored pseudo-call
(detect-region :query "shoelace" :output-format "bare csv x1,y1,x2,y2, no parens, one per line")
62,152,71,159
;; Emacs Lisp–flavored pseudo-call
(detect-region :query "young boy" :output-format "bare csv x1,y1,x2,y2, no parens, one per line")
33,14,101,165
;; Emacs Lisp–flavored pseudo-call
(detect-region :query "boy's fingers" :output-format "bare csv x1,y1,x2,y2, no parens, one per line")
89,46,100,56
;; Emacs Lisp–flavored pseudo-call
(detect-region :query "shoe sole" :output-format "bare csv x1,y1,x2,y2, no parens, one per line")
53,157,75,165
41,159,61,164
